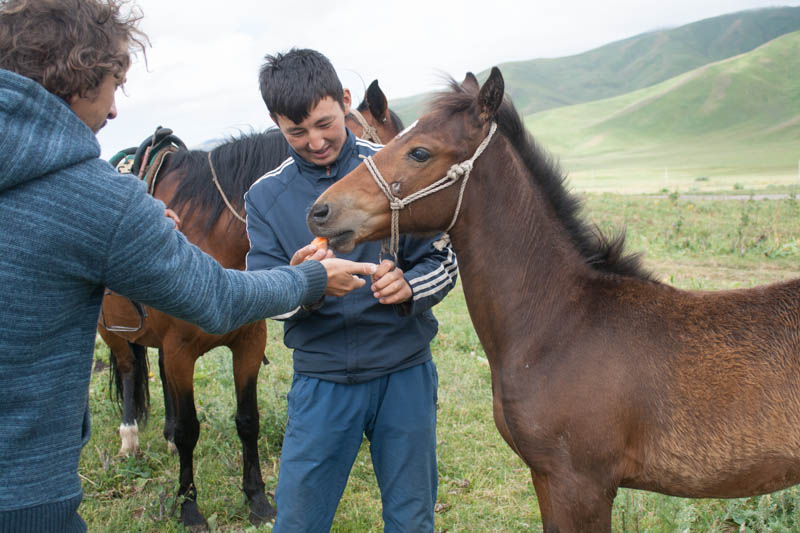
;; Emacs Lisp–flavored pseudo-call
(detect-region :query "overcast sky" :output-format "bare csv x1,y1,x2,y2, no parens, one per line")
96,0,800,159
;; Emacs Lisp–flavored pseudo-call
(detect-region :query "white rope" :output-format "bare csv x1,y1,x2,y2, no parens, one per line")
349,109,382,144
364,122,497,258
208,152,247,225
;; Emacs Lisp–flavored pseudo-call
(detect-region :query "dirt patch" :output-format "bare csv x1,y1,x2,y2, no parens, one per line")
649,258,796,288
764,114,800,135
701,73,732,115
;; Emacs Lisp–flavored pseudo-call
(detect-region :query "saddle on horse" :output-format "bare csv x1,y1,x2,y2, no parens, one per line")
101,127,187,332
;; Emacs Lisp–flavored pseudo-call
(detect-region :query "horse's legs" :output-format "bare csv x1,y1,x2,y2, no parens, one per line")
119,343,149,455
531,471,555,532
230,322,274,525
531,469,614,533
101,328,150,456
158,348,178,454
162,343,206,531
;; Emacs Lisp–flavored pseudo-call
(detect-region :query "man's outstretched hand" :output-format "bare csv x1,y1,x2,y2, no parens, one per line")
320,258,377,297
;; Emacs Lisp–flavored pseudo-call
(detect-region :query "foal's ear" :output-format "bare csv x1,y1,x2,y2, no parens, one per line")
477,67,504,123
366,80,388,120
461,72,479,91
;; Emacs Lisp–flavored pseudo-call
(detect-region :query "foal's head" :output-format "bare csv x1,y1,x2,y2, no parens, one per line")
308,69,505,252
345,79,404,144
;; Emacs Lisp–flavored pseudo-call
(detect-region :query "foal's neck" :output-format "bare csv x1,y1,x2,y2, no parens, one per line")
448,139,588,360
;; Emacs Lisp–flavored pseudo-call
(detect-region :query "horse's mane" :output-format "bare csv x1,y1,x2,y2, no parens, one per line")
165,128,290,236
430,80,653,281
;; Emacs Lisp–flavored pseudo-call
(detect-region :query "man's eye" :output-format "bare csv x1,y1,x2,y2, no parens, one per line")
408,147,430,162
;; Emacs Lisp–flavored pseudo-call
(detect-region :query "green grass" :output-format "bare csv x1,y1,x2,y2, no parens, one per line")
82,194,800,531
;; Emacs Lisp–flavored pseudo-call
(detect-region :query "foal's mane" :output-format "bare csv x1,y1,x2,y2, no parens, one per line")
430,80,653,281
165,129,290,236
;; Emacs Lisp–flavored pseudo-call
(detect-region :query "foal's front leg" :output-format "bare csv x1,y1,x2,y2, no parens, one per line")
531,469,615,532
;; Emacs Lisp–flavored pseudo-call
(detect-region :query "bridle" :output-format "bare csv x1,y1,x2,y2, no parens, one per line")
207,152,247,224
348,108,383,144
362,122,498,262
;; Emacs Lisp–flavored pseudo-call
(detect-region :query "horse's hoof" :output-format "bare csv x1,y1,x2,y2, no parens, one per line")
118,423,140,456
248,492,276,525
248,508,275,526
179,500,208,532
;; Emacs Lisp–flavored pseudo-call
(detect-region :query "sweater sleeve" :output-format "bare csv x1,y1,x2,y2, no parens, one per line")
244,188,317,321
397,234,458,316
101,190,327,335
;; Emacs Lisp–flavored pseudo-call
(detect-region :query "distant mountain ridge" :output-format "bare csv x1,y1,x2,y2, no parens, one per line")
525,29,800,180
391,6,800,123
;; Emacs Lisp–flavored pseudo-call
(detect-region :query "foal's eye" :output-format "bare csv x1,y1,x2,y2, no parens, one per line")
408,147,431,162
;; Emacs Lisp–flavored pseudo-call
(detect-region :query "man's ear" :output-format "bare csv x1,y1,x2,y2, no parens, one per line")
342,88,352,115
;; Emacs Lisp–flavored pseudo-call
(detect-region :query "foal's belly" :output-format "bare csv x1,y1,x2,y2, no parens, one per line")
626,413,800,498
626,454,800,498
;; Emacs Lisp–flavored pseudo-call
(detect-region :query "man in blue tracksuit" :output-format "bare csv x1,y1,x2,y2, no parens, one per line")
245,48,458,532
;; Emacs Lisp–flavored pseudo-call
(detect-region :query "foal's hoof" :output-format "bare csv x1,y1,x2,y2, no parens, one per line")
248,492,276,525
179,500,208,532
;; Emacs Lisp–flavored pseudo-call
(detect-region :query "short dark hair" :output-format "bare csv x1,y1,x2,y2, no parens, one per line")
0,0,148,102
258,48,344,124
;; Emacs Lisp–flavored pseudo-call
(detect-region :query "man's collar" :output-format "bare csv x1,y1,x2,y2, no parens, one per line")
290,129,356,179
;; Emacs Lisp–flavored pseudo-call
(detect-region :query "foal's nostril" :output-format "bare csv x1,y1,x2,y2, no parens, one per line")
310,203,330,223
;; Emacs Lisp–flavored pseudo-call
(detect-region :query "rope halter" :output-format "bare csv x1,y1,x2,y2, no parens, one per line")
208,152,247,224
349,108,383,144
363,122,497,261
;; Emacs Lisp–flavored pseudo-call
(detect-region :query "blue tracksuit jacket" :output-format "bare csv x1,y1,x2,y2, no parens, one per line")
245,130,458,383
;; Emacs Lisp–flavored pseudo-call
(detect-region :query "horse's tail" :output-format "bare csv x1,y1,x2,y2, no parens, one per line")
109,342,151,428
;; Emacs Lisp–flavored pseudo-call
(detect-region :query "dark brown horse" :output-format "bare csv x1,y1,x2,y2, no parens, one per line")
345,79,403,145
98,82,402,531
307,67,800,531
98,128,290,530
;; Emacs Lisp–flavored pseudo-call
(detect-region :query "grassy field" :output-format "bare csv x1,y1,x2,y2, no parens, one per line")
82,191,800,532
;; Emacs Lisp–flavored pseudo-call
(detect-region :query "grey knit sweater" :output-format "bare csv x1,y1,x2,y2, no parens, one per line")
0,68,327,532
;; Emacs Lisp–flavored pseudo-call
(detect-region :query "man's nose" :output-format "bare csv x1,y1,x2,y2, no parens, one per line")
307,129,325,150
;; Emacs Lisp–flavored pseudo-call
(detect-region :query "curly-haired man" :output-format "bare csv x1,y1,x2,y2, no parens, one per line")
0,2,376,531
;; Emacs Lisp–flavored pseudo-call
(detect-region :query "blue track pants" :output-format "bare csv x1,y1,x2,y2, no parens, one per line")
274,360,438,532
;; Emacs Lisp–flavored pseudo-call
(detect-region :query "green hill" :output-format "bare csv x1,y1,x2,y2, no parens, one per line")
392,6,800,125
526,30,800,193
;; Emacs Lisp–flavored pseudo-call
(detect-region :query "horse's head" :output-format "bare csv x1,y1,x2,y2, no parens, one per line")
308,68,504,253
346,80,404,144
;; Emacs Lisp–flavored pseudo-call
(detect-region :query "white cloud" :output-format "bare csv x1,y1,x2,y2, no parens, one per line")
97,0,799,158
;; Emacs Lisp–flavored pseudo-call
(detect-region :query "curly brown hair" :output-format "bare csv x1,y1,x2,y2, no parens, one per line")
0,0,149,101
